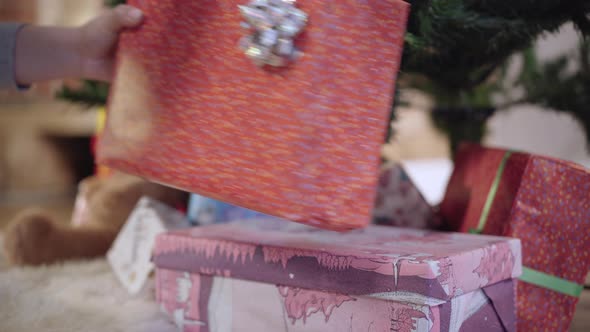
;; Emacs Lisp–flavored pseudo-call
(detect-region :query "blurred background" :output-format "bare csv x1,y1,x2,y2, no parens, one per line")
0,0,104,228
1,0,589,226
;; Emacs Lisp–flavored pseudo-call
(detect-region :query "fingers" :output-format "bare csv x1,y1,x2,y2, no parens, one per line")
77,5,143,81
105,5,143,32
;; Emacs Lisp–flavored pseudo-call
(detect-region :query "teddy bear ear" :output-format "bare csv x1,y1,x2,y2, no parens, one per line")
3,208,58,266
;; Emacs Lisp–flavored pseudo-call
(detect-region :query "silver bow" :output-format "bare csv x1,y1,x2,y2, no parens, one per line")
239,0,308,67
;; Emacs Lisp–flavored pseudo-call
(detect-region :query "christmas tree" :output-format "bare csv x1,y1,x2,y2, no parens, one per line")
59,0,590,152
512,39,590,146
399,0,590,152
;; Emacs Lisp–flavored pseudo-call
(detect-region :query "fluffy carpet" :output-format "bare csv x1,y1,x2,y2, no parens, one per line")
0,236,177,332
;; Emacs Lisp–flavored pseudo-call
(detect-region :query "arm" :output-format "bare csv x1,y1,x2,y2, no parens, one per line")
0,23,26,90
2,5,142,90
14,25,83,86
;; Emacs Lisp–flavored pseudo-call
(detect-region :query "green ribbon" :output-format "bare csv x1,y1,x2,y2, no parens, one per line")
469,151,512,234
520,267,584,297
467,150,583,298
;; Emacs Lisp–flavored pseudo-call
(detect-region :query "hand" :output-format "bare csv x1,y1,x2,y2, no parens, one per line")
14,5,143,85
77,5,144,82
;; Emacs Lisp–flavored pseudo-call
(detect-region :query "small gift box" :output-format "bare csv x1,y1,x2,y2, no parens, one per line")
153,219,521,331
439,143,590,331
186,193,269,226
108,197,191,294
186,163,435,228
98,0,410,231
373,162,437,228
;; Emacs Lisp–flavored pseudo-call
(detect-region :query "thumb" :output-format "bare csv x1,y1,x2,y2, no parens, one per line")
102,5,143,32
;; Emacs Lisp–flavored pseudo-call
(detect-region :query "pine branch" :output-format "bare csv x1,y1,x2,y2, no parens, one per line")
402,0,590,91
401,0,590,147
385,87,406,144
105,0,126,7
504,40,590,148
56,81,110,106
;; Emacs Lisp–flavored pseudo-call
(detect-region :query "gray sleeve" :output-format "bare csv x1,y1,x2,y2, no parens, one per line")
0,22,27,91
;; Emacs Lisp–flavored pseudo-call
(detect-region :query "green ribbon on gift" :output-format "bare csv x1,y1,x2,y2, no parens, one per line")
467,150,583,298
469,151,512,234
520,267,584,297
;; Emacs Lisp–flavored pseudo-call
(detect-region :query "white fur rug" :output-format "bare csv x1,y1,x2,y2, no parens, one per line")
0,235,177,332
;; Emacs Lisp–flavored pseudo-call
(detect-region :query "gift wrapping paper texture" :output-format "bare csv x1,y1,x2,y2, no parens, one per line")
153,219,522,331
97,0,410,231
439,143,590,331
187,163,436,228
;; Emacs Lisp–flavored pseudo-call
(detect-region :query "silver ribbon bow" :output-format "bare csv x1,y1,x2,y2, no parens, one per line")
239,0,308,67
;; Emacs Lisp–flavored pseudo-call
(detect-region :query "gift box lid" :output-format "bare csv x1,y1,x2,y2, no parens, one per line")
98,0,410,231
153,219,522,304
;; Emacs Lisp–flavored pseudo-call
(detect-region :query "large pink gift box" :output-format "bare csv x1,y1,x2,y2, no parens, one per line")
153,219,521,331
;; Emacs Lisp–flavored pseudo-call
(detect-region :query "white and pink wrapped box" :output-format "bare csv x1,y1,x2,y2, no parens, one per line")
153,219,521,332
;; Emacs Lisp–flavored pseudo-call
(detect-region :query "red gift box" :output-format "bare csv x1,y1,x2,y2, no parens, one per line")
439,143,590,331
98,0,410,231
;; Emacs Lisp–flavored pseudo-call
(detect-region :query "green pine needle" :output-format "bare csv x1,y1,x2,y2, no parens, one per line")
56,81,110,106
104,0,126,7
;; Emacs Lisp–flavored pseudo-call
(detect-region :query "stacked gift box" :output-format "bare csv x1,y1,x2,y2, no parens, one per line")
438,143,590,331
111,145,589,331
154,219,521,332
154,150,588,331
97,0,590,330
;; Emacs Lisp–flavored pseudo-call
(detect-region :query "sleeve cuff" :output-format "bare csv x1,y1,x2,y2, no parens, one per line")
0,22,30,91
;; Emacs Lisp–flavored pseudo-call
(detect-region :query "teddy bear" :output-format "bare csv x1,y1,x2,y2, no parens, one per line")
3,172,188,266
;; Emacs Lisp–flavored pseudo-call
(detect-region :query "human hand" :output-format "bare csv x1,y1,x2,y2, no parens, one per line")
13,5,143,86
77,5,143,82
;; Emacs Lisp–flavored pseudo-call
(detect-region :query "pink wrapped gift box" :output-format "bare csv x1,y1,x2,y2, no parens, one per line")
373,163,437,228
153,219,521,331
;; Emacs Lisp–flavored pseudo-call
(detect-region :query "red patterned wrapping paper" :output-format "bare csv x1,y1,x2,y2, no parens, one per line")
439,143,590,331
97,0,410,231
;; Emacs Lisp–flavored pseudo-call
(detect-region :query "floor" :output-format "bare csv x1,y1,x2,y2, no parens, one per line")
0,234,177,332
